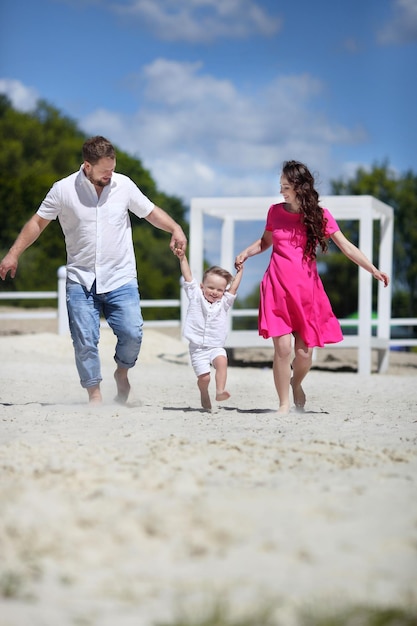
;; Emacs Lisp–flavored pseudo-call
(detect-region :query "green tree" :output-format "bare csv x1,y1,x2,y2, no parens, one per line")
0,96,188,312
329,162,417,318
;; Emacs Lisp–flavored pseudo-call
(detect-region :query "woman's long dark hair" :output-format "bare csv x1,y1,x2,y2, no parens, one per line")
282,160,328,260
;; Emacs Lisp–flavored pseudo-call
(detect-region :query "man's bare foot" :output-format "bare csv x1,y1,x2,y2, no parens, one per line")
114,368,131,404
88,386,102,405
216,390,230,402
290,378,306,410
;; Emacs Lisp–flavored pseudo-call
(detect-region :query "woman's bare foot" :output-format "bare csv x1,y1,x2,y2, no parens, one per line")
87,385,102,405
216,390,230,402
290,378,306,410
114,368,131,404
277,402,290,415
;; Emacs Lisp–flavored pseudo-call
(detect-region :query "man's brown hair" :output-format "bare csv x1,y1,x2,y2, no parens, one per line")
82,136,115,164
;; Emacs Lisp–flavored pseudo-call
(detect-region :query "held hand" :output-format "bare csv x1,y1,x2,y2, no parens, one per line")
234,252,247,271
0,253,18,280
173,246,185,259
169,229,187,254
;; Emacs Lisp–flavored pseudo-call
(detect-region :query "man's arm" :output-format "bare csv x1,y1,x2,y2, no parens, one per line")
0,214,51,280
144,205,187,253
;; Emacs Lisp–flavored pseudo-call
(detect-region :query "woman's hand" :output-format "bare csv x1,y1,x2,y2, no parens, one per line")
234,232,272,270
234,251,247,271
373,269,390,287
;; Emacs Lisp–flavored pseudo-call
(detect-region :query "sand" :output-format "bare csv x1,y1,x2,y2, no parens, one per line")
0,323,416,625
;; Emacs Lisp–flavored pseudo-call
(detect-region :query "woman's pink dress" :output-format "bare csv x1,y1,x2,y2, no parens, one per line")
258,203,344,347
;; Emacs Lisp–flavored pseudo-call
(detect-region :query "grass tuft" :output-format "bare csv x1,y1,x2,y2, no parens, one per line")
155,602,417,626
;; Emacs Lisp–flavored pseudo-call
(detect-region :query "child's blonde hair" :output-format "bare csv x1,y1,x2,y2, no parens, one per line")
203,266,233,287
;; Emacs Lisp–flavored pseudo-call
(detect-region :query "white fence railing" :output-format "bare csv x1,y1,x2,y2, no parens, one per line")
0,266,416,349
230,309,417,350
0,267,181,335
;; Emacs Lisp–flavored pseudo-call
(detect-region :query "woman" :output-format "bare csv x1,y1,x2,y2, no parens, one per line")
235,160,389,414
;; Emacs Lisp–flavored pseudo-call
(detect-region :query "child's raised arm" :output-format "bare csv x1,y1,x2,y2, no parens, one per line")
175,248,193,283
228,265,243,296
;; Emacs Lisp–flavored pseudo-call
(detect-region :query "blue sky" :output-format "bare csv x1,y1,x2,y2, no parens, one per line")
1,0,416,210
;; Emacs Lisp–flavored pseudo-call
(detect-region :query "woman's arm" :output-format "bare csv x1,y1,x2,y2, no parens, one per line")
330,230,389,287
234,230,273,270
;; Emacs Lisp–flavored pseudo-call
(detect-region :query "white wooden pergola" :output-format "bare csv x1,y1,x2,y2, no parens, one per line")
185,195,394,375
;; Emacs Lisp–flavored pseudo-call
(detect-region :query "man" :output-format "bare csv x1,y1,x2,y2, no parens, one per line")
0,136,187,404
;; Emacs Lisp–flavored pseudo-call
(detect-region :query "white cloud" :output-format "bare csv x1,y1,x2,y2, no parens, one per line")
141,58,236,106
80,59,366,204
0,78,39,111
112,0,281,42
342,37,361,54
378,0,417,44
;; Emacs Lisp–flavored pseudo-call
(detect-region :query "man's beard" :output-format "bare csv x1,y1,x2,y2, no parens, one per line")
95,179,110,188
86,173,111,187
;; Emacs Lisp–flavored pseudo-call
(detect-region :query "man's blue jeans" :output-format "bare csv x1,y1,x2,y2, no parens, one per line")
66,279,143,388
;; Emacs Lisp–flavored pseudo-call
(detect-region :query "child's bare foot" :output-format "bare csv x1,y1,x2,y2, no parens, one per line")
114,368,131,404
88,386,102,405
197,375,212,411
216,390,230,402
290,378,306,410
200,388,212,411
